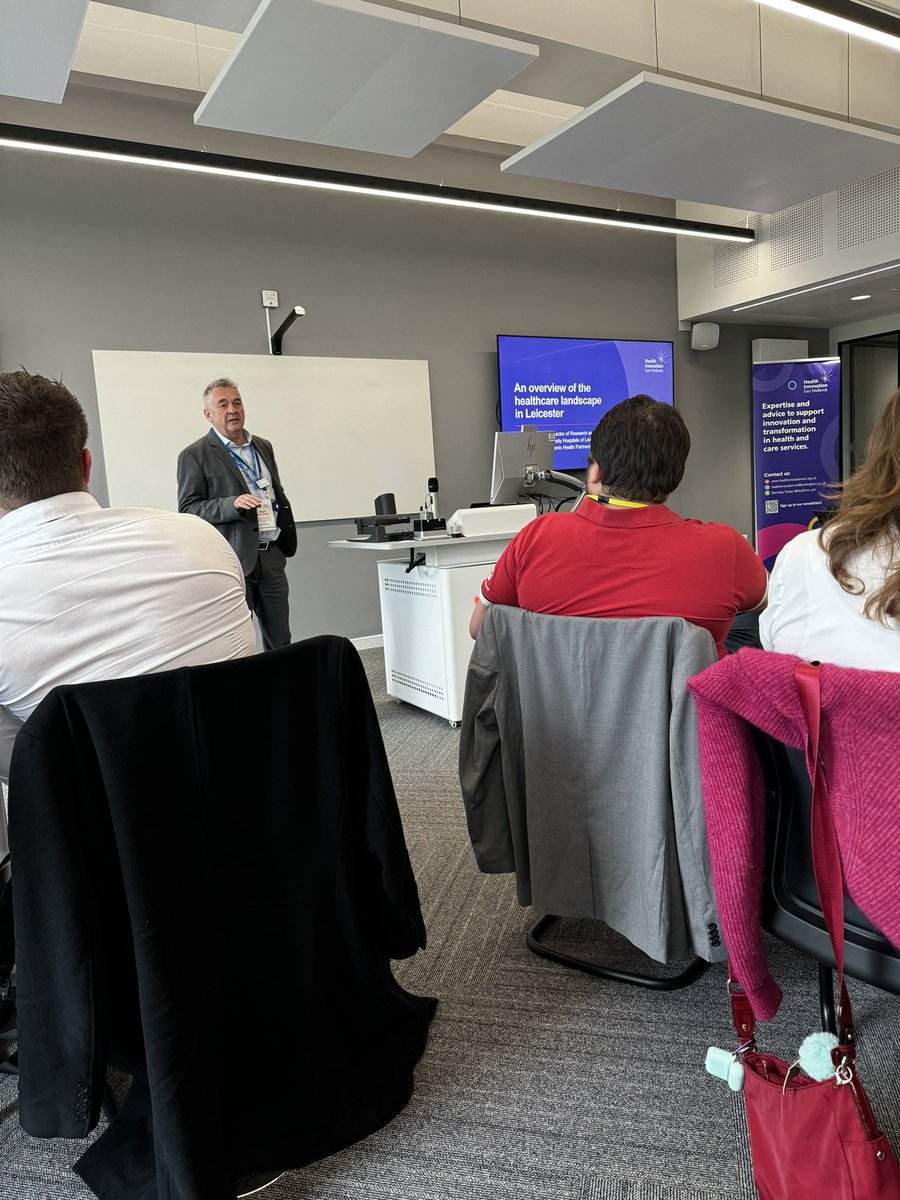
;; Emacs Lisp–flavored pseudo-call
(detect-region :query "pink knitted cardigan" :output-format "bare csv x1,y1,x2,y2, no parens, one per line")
687,649,900,1020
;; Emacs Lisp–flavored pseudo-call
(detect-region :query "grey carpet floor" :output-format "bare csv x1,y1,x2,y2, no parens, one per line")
2,646,899,1198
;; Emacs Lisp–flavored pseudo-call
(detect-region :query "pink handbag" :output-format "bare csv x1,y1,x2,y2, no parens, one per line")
728,662,900,1200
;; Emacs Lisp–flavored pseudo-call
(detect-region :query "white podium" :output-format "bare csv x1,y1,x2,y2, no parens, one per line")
328,534,516,725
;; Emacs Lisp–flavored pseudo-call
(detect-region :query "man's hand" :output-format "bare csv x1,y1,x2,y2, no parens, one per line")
233,494,262,511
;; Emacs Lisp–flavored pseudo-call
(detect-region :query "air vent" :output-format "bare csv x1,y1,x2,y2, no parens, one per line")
770,197,823,271
383,578,438,600
836,167,900,249
390,669,444,701
713,216,760,287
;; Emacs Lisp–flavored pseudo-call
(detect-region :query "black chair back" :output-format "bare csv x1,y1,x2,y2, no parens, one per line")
760,737,900,1000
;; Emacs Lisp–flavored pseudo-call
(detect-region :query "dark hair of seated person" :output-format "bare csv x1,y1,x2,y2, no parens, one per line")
0,370,88,511
589,394,690,503
821,386,900,627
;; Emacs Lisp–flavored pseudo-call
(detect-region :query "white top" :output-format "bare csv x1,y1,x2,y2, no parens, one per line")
0,492,256,779
759,528,900,670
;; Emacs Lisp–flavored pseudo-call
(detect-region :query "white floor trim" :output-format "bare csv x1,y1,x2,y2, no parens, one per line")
351,634,384,651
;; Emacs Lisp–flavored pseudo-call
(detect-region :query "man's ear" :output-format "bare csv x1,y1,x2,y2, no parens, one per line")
203,407,213,425
82,448,92,486
586,459,602,490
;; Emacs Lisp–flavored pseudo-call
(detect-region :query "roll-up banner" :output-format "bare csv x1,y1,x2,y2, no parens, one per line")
752,358,841,570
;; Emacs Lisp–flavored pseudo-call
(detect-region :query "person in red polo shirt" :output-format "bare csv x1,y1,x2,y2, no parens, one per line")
470,395,766,658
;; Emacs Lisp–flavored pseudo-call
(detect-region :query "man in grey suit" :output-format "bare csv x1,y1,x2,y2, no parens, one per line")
177,378,297,650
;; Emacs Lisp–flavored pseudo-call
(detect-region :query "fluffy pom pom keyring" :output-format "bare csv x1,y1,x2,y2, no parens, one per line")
798,1031,840,1081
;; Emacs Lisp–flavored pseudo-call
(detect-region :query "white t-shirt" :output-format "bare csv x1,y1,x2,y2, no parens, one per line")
759,528,900,670
0,492,256,779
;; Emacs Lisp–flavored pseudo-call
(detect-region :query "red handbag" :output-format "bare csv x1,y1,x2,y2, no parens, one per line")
728,661,900,1200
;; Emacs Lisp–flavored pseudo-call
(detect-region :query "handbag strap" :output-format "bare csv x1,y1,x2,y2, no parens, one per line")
730,661,854,1053
793,661,854,1052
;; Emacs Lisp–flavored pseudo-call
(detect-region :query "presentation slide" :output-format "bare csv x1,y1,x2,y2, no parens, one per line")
752,358,841,569
498,336,674,470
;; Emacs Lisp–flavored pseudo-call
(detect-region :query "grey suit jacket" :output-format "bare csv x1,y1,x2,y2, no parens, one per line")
458,607,725,964
177,429,297,576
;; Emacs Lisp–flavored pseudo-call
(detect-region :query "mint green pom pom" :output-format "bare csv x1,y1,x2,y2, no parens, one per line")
798,1031,840,1081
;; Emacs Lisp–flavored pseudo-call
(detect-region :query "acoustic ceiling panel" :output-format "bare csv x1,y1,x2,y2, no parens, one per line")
501,72,900,214
111,0,261,33
194,0,539,157
0,0,89,102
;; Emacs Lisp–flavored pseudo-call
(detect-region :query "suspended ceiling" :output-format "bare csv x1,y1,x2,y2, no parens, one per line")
3,0,900,327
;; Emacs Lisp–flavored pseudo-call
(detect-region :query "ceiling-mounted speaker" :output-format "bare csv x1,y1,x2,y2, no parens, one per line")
691,322,720,351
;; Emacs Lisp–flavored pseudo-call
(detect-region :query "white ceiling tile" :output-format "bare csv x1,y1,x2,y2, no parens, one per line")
109,0,260,33
760,7,848,117
501,72,900,213
194,0,538,157
74,21,205,90
85,1,194,39
195,23,241,50
197,42,231,91
0,0,89,102
850,38,900,130
656,0,761,94
464,0,657,63
446,89,581,146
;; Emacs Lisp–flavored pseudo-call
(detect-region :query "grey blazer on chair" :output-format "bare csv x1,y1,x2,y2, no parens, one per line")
459,607,725,965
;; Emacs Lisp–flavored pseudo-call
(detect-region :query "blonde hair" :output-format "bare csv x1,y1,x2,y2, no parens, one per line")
820,387,900,625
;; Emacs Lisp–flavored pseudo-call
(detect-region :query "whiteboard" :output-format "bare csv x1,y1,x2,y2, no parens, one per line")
92,350,435,522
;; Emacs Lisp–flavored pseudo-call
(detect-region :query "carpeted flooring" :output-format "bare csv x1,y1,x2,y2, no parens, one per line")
2,646,899,1198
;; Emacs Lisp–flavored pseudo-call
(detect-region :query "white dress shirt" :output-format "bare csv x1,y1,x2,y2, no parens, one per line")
0,492,256,780
759,528,900,670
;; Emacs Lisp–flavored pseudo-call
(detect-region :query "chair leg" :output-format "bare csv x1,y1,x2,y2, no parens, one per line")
818,960,837,1034
526,914,708,990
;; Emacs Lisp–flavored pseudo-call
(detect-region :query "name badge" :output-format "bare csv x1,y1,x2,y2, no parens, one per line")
257,496,278,533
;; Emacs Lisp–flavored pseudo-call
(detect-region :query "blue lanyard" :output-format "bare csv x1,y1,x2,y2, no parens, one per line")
226,443,263,488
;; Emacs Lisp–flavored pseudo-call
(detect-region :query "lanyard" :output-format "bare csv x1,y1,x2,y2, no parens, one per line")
589,494,650,509
226,442,264,489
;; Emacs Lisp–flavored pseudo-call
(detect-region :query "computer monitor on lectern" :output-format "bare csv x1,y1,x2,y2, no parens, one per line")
490,430,555,505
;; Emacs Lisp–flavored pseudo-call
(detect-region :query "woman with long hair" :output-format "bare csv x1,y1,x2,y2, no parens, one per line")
760,386,900,668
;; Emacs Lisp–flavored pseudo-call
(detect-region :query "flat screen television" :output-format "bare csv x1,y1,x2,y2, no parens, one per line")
497,335,675,471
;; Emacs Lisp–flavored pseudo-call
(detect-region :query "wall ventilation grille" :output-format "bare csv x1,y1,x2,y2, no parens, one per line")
836,167,900,249
712,215,760,287
770,196,823,271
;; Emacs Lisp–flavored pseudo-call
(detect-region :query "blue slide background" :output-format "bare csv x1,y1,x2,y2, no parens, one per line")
498,336,674,470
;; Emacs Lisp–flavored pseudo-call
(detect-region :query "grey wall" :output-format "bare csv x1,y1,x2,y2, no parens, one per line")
0,89,826,639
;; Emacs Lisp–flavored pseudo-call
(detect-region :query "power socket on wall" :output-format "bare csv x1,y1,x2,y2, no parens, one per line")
261,290,279,308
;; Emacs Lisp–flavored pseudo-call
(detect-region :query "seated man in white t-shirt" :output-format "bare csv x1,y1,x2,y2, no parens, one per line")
0,370,256,782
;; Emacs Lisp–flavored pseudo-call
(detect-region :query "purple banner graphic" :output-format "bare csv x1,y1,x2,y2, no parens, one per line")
752,359,841,570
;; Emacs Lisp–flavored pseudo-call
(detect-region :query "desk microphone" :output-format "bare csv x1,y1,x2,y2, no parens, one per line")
427,477,440,519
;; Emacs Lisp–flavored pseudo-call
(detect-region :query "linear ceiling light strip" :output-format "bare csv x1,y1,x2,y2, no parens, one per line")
0,125,754,244
732,262,900,310
751,0,900,51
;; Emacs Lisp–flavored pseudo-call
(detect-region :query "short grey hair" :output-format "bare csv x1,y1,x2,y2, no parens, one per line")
203,377,241,405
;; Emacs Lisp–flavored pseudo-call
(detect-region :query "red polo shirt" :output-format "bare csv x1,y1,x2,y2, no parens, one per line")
480,499,766,658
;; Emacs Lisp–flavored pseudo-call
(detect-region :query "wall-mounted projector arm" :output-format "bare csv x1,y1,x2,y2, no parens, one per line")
271,305,306,356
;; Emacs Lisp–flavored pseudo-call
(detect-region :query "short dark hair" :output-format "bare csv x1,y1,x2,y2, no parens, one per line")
0,370,89,510
589,395,690,502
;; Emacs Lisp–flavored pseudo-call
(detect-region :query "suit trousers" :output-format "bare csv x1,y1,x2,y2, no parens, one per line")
245,545,291,650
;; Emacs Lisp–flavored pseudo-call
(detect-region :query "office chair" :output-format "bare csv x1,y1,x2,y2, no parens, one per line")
758,736,900,1032
460,607,724,990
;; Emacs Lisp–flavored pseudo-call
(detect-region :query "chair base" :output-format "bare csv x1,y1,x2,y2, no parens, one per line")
526,914,708,990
